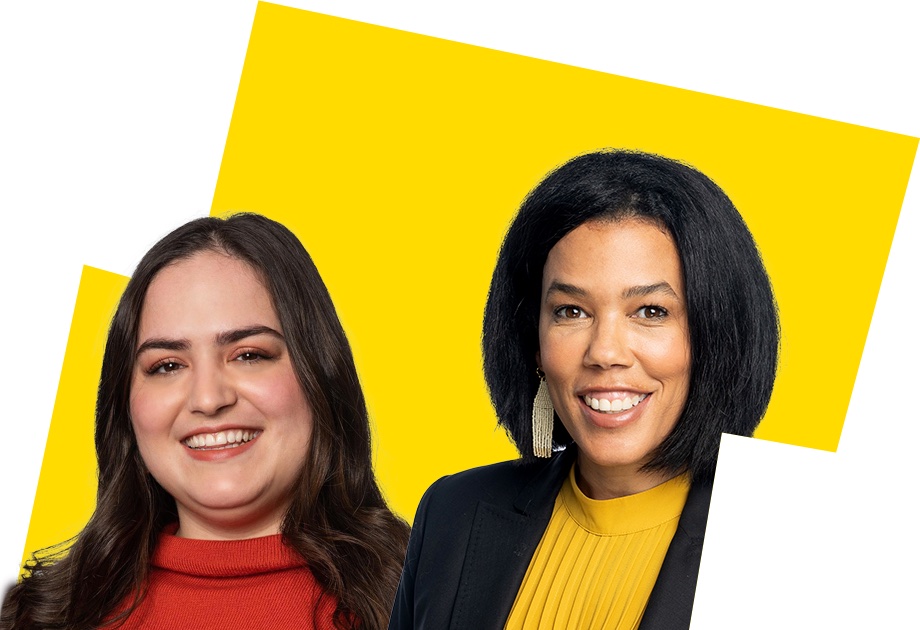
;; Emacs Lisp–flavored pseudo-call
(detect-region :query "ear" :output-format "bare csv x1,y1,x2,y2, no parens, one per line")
535,351,542,371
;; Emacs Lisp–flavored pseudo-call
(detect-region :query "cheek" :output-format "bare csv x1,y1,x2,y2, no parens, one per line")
128,382,169,439
128,391,166,474
537,331,586,426
637,335,692,423
262,372,303,409
636,332,690,381
247,371,314,439
538,325,583,378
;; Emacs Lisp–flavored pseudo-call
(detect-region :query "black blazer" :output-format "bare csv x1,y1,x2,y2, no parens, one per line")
389,448,713,630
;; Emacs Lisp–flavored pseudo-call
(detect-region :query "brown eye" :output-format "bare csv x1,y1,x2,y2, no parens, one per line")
149,360,183,375
554,305,586,319
636,305,668,319
234,350,272,364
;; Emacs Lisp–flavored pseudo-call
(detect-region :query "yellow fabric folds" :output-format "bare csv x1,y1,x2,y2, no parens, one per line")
505,467,690,630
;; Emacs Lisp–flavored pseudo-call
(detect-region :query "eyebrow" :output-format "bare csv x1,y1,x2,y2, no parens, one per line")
216,325,284,346
135,325,285,357
544,280,680,301
622,282,680,300
544,281,588,300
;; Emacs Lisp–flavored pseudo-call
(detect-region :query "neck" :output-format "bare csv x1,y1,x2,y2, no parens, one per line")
175,507,285,540
575,453,678,499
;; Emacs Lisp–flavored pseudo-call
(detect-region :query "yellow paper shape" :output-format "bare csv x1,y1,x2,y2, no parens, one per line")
210,4,916,518
21,4,916,568
21,267,127,570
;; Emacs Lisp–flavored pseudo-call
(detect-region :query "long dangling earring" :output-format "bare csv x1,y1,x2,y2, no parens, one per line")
532,368,554,458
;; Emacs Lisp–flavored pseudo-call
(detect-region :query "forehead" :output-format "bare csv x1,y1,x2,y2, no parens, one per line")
138,251,280,338
542,219,683,293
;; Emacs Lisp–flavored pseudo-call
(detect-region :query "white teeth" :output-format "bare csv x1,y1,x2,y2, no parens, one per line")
184,429,260,450
582,394,647,413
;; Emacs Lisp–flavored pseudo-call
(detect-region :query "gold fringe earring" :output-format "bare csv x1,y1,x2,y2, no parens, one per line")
532,369,554,458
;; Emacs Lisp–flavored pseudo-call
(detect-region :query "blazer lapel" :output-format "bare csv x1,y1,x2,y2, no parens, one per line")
449,450,576,630
638,480,714,630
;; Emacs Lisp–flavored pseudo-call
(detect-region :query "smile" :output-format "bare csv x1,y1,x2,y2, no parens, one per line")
183,429,261,450
582,393,648,413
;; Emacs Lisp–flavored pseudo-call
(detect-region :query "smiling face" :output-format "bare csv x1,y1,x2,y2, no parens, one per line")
130,251,313,540
538,218,691,499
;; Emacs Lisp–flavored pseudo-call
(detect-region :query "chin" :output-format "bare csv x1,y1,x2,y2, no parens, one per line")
577,440,654,472
185,484,263,510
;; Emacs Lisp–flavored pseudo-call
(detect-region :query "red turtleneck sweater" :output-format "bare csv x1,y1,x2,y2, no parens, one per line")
111,526,339,629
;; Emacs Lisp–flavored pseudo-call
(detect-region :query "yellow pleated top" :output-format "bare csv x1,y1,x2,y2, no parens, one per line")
504,466,690,630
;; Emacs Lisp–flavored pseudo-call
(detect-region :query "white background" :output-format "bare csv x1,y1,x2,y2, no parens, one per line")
1,2,917,626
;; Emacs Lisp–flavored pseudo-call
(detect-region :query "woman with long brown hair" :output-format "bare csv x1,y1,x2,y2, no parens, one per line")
2,213,408,629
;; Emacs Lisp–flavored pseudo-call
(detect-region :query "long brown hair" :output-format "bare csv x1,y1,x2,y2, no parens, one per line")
1,213,409,629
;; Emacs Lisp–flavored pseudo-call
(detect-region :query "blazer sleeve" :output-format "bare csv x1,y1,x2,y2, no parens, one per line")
388,476,445,630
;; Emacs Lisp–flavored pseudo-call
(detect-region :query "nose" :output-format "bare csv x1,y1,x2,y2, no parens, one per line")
583,317,633,369
187,363,237,416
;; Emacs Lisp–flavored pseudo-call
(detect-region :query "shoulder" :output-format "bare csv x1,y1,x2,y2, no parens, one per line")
414,450,574,531
423,458,546,508
677,478,714,542
390,452,574,628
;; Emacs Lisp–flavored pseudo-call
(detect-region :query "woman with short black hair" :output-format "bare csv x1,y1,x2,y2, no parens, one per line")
390,150,779,630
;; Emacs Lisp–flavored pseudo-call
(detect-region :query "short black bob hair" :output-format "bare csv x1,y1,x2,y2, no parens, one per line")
483,149,779,482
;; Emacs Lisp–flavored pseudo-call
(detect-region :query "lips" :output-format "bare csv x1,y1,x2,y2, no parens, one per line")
183,429,261,450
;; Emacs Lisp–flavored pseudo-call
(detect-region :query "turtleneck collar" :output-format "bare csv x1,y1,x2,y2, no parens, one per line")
151,523,307,577
561,465,690,536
